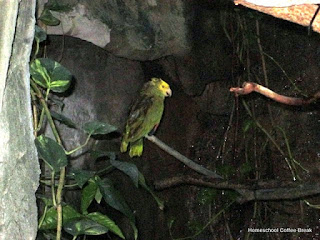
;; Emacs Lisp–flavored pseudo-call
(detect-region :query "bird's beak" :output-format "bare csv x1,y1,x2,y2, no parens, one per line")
166,88,172,97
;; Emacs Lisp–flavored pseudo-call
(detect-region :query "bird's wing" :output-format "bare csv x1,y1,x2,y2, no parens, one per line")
126,94,155,141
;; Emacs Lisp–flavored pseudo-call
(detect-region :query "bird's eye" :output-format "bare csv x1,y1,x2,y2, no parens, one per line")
161,85,165,88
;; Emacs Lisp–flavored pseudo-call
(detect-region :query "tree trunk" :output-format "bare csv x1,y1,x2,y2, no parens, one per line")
0,0,40,239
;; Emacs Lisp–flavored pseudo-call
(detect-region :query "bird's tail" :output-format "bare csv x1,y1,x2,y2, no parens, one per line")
129,139,143,157
120,138,128,153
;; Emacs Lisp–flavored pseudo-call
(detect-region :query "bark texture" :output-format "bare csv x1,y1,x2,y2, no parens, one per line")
0,0,40,239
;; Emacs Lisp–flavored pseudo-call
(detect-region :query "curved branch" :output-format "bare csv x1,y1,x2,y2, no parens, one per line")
230,82,319,105
154,175,320,203
145,135,223,179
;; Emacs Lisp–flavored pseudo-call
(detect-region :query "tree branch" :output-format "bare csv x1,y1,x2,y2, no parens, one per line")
154,175,320,203
230,82,319,105
145,135,223,179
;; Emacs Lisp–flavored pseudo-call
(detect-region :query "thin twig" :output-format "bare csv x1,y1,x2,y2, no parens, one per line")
65,134,92,155
262,51,306,95
241,100,297,180
30,90,38,137
145,135,223,179
154,175,320,203
51,171,57,207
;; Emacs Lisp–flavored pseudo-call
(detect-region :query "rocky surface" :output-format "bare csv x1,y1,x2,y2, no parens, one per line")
38,0,234,95
0,1,40,239
41,1,320,239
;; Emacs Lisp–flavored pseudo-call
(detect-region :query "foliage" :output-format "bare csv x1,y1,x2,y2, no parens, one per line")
30,58,72,93
35,135,67,172
31,24,162,240
217,5,317,240
38,0,72,26
197,188,218,205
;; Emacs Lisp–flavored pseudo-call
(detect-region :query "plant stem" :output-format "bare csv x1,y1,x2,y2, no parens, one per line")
51,171,57,207
65,134,91,155
262,51,306,96
30,90,38,136
38,205,48,229
242,100,296,180
31,81,61,143
36,87,50,131
56,167,66,240
36,107,46,132
276,126,309,174
31,80,66,240
96,165,114,175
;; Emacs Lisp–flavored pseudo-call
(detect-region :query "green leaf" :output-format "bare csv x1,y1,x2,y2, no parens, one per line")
98,178,135,223
35,25,47,43
39,9,60,26
30,59,51,88
49,97,65,110
51,80,71,90
87,212,125,239
44,1,72,12
90,150,116,161
30,58,72,93
70,169,96,188
95,188,103,204
243,119,255,133
83,121,117,135
138,171,147,186
138,171,164,210
110,159,139,187
130,221,138,240
36,231,61,240
39,205,82,230
51,111,77,128
36,194,54,207
39,207,57,230
35,135,67,172
35,231,56,240
64,217,108,236
81,179,98,214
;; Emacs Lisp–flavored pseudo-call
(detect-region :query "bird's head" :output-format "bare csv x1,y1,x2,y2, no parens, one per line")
151,78,172,97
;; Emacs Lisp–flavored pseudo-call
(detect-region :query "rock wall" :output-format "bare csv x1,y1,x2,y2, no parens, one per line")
0,0,40,239
41,1,320,239
38,0,234,95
